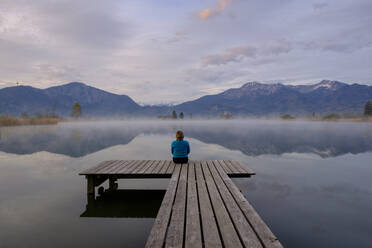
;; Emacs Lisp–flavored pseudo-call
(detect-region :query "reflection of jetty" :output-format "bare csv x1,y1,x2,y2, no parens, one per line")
79,160,282,248
80,189,165,218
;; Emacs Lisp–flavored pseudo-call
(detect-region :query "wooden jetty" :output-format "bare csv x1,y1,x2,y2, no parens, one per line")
80,160,283,248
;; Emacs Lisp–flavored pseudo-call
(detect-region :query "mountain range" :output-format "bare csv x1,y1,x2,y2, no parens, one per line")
0,80,371,117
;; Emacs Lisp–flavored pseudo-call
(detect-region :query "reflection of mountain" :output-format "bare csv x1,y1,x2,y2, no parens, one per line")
0,124,139,157
1,121,372,158
180,122,372,158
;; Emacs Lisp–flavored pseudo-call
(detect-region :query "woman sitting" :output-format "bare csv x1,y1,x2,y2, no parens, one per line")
171,130,190,164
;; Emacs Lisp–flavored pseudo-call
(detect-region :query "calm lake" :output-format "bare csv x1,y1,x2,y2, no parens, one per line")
0,120,371,248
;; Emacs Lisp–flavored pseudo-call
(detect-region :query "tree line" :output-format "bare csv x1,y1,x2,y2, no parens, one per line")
158,110,192,120
1,99,372,119
364,101,372,116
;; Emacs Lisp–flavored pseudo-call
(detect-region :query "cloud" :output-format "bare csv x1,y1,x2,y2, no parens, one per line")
262,39,292,56
197,0,234,20
313,3,329,10
202,40,292,67
0,1,130,50
198,8,214,19
0,0,133,87
201,45,257,66
34,0,130,49
166,30,189,44
300,38,372,53
33,64,82,82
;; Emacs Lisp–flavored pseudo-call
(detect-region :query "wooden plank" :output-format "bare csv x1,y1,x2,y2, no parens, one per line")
166,162,176,174
159,160,171,174
94,160,122,174
129,160,149,174
195,162,222,248
144,160,162,174
84,160,115,174
214,161,283,248
225,160,251,175
145,164,181,248
218,160,233,174
142,160,157,173
81,160,253,176
151,160,167,174
91,160,114,173
156,160,168,174
185,162,202,248
207,161,263,248
79,160,112,175
109,160,131,174
223,160,241,174
165,163,188,248
104,160,128,174
120,160,140,174
220,160,235,174
201,161,243,248
230,160,255,175
147,160,164,174
116,160,137,174
226,160,246,174
137,160,157,174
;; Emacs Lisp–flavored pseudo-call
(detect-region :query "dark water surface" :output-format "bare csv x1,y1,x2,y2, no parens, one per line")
0,120,371,247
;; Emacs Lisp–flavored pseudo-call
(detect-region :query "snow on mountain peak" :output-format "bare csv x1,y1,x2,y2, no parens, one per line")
313,80,346,90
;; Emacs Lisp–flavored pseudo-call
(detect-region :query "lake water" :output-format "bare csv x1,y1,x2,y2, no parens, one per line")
0,120,371,248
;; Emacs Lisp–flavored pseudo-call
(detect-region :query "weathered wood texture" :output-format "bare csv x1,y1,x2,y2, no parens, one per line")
80,160,281,248
144,161,282,248
79,159,255,177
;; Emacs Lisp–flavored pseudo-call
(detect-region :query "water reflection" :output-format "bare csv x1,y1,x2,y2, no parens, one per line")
0,121,372,247
0,123,137,157
1,120,372,158
81,190,165,218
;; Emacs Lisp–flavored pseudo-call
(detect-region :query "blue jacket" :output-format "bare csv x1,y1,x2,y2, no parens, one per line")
171,140,190,158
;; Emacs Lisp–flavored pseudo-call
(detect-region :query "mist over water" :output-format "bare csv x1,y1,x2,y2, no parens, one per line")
2,120,372,157
0,120,371,247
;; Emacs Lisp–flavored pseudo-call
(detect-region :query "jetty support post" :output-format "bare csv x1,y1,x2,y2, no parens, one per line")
109,176,118,191
86,175,95,197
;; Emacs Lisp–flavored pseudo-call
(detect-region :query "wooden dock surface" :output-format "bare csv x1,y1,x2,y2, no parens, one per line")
79,159,255,178
79,160,282,248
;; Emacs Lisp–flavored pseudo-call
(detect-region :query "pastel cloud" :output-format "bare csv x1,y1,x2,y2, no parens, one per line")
198,8,213,19
197,0,234,20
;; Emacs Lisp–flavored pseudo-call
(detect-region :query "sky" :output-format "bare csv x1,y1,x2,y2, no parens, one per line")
0,0,371,104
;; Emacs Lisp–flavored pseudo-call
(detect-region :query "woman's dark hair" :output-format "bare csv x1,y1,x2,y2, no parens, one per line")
176,130,184,140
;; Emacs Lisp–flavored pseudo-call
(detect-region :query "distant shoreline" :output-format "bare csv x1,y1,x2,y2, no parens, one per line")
257,117,372,122
1,116,372,127
0,116,60,127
